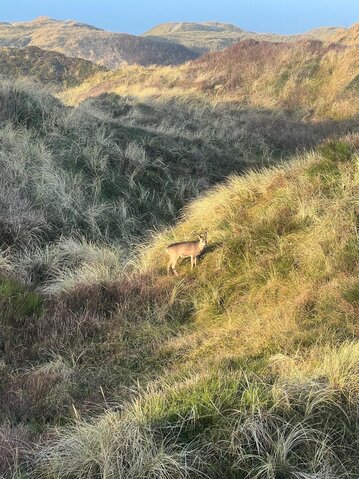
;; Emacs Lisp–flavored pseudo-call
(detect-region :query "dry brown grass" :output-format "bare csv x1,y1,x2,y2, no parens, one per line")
62,39,359,119
140,138,359,372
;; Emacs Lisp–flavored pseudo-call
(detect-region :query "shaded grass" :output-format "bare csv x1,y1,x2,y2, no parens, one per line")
0,46,106,89
36,370,356,478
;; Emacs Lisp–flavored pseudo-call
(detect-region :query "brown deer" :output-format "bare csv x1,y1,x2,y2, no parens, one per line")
166,232,207,275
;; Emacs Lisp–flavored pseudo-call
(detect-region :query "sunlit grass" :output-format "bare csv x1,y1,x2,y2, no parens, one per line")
61,41,359,120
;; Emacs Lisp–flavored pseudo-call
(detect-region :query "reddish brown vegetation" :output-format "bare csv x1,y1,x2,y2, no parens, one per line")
0,271,189,426
188,39,345,93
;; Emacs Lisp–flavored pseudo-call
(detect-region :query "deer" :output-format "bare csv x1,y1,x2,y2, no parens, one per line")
166,232,208,275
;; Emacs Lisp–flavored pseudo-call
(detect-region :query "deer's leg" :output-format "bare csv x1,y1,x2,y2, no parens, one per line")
172,258,179,276
167,259,172,275
191,256,194,270
194,256,197,267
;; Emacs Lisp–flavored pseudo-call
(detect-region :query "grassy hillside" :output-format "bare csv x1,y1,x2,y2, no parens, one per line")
144,21,254,53
0,46,106,88
62,39,359,119
143,21,346,53
3,79,354,295
2,134,359,477
0,17,199,68
145,21,245,35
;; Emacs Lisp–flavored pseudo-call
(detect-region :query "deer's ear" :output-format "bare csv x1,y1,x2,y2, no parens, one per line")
197,234,202,240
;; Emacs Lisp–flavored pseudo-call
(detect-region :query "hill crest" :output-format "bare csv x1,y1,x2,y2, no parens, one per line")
0,17,199,68
143,20,350,53
144,21,243,35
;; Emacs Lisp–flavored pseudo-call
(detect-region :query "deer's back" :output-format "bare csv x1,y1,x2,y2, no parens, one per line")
166,241,199,257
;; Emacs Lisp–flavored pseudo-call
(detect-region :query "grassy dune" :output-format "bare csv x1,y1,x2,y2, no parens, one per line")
3,79,354,292
332,22,359,45
2,133,359,477
0,46,106,88
62,39,359,119
0,17,199,69
143,21,346,54
144,21,301,54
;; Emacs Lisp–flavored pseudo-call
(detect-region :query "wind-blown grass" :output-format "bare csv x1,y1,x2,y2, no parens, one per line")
3,135,359,477
2,80,355,291
62,39,359,119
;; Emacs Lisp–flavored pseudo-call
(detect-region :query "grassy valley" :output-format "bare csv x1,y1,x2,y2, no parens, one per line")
2,117,359,476
2,80,347,286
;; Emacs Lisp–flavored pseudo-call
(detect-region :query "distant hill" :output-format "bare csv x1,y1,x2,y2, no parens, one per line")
143,21,347,53
62,39,359,119
305,26,348,42
144,21,245,52
1,17,354,70
146,21,244,35
0,17,199,68
0,46,106,87
143,21,296,53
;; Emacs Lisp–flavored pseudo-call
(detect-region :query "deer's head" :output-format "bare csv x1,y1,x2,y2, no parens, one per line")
197,232,208,247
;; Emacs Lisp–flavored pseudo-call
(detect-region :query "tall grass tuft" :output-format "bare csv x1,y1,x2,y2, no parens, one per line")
37,411,202,479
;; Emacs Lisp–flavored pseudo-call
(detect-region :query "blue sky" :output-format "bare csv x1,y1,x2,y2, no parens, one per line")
2,0,359,35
